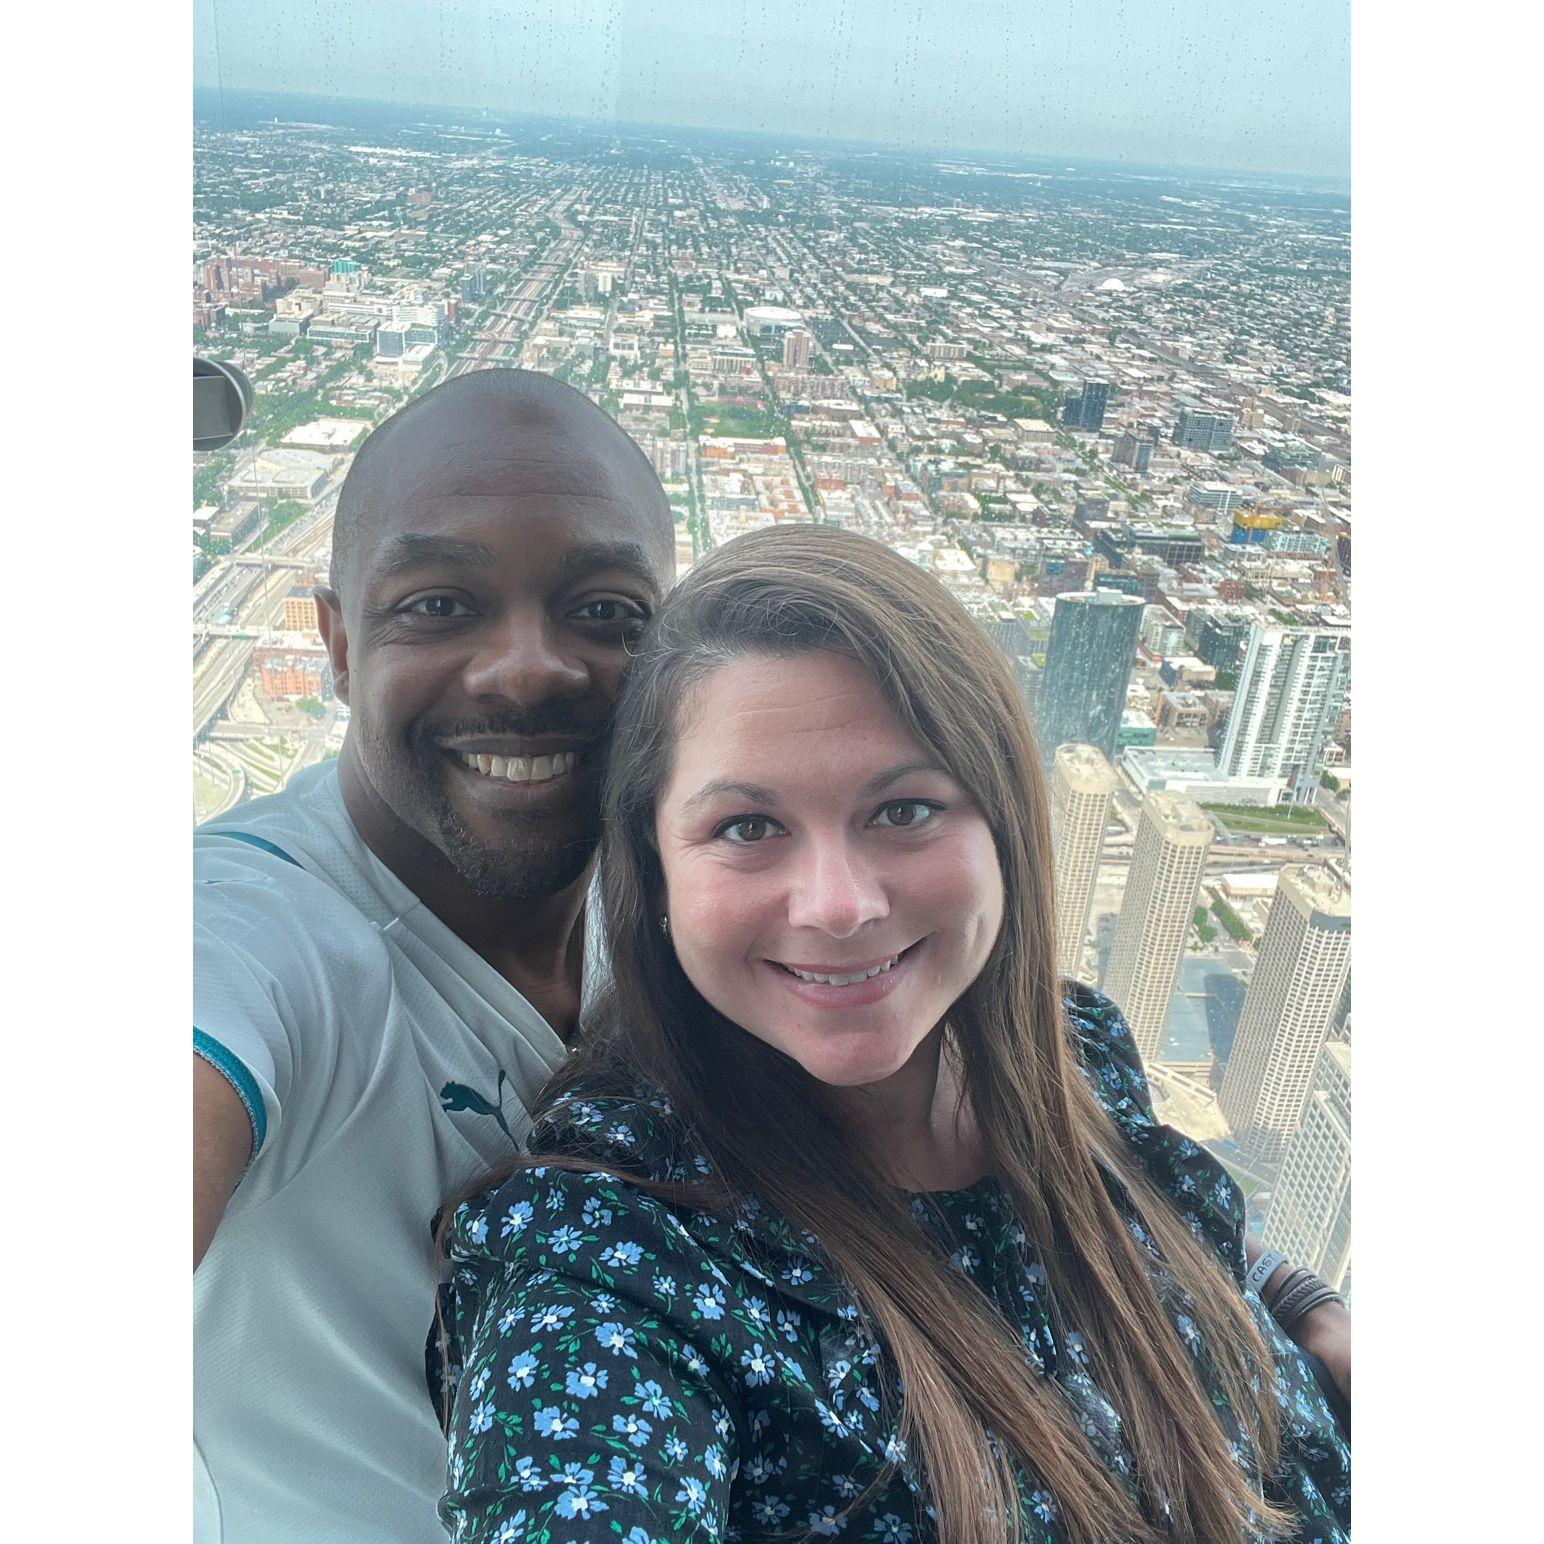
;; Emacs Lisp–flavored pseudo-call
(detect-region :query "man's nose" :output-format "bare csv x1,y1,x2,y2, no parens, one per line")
785,838,890,939
461,607,589,706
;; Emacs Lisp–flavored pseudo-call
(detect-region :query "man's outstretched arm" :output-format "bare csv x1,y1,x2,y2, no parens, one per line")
194,1056,253,1270
1245,1236,1350,1404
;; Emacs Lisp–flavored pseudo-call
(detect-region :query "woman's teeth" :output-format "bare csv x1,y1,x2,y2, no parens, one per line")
456,750,577,784
781,954,902,987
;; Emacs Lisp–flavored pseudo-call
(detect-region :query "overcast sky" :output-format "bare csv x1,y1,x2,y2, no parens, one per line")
194,0,1348,180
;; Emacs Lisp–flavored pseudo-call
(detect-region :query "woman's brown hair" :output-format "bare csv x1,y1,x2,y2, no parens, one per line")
453,524,1294,1544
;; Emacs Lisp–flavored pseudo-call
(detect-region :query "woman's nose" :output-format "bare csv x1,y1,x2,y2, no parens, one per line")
785,840,890,939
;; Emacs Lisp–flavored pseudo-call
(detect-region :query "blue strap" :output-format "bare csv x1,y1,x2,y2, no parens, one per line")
194,1028,268,1162
196,830,298,1166
211,831,301,867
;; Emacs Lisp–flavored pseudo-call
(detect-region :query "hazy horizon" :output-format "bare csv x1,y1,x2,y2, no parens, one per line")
193,0,1349,182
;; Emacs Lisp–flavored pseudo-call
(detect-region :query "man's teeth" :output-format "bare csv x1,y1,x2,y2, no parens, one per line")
783,955,901,987
455,750,577,783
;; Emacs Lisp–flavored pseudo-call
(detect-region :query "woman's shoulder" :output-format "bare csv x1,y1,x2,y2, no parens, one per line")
1062,984,1246,1272
439,1077,858,1346
1062,982,1158,1130
533,1081,705,1181
443,1082,708,1266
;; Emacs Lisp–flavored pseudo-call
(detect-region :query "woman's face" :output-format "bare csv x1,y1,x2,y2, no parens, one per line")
656,650,1004,1090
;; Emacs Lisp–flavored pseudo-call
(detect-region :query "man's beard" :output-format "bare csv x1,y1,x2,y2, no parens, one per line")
407,708,607,903
429,789,599,903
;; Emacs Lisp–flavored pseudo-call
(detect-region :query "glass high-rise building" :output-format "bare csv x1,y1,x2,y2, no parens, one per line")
1036,590,1145,764
1219,623,1351,803
1062,379,1109,431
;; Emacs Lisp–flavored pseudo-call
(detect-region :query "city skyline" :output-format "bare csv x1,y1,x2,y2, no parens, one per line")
193,97,1351,1270
193,0,1350,182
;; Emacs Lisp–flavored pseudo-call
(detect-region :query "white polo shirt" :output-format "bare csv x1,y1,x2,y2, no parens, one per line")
194,762,580,1542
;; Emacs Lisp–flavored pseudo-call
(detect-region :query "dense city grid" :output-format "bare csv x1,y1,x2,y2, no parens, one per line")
192,99,1351,1278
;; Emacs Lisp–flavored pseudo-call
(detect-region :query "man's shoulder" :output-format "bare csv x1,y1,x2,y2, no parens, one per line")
197,762,344,863
195,764,394,974
196,765,382,913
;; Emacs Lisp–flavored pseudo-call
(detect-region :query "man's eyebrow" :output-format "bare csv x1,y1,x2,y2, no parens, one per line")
557,540,665,594
371,534,499,582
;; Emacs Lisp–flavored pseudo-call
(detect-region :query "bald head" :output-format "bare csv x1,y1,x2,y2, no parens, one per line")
331,368,672,600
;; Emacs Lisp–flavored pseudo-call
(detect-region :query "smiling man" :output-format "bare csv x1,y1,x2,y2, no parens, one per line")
193,370,675,1543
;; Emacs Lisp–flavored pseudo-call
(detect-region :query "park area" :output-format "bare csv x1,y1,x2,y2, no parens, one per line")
1202,801,1328,837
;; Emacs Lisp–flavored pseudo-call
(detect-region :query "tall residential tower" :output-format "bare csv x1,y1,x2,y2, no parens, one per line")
1219,623,1351,803
1049,745,1116,979
1102,790,1213,1060
1219,867,1352,1168
1261,1038,1352,1291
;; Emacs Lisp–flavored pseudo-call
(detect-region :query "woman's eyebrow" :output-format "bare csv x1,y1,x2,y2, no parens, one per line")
682,763,946,813
860,761,948,796
682,778,779,813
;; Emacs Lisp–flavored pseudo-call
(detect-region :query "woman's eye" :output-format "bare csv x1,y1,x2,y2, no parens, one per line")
871,800,939,830
716,816,780,845
404,595,474,619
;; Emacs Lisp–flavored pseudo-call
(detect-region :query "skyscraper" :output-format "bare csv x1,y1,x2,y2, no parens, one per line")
783,330,812,370
1261,1039,1351,1291
1113,428,1156,472
1082,380,1109,430
1049,745,1116,979
1036,590,1145,764
1219,867,1352,1168
1219,624,1351,803
1062,379,1109,432
1174,407,1236,453
1102,790,1213,1060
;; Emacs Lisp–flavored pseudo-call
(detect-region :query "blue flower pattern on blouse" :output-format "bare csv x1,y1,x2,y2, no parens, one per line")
432,987,1350,1541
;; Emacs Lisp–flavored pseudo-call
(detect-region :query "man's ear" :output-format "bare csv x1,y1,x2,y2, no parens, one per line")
315,587,350,705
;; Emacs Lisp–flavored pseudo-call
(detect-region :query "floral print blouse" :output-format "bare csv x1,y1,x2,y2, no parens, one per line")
431,987,1350,1542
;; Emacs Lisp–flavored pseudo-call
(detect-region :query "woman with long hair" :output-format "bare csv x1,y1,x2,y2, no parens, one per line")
433,525,1350,1544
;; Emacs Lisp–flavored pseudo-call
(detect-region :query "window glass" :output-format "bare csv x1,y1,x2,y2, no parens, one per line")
194,0,1350,1286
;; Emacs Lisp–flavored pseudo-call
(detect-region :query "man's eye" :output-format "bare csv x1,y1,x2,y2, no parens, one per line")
573,598,647,626
871,800,940,830
715,816,782,845
403,595,474,619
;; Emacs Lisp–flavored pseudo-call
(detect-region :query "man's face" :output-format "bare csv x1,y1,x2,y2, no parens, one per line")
321,416,672,902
